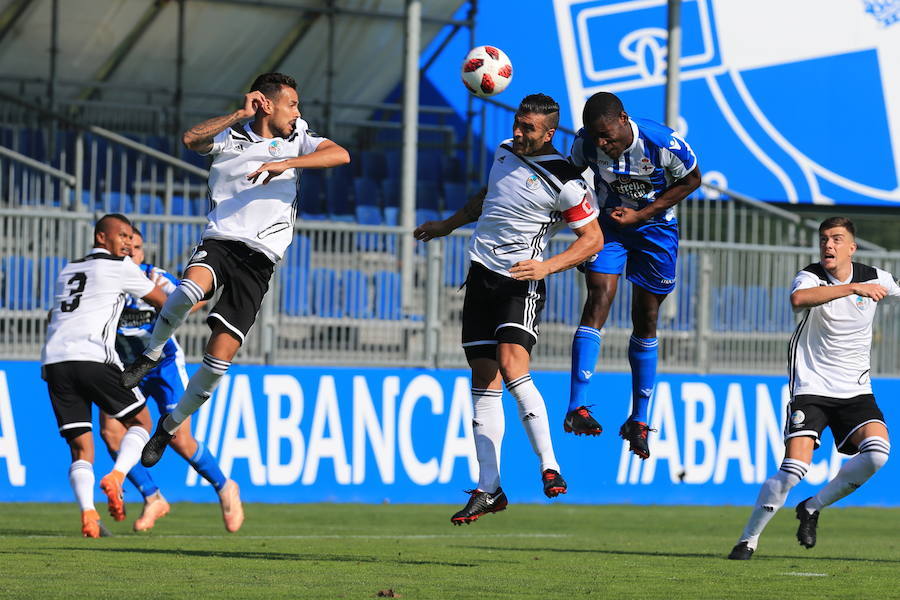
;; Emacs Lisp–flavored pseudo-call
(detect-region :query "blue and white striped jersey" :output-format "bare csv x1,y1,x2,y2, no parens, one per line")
570,117,697,225
116,263,180,365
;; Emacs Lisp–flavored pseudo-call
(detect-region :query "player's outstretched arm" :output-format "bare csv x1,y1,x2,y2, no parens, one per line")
610,168,702,227
247,140,351,184
510,219,603,281
791,283,888,309
413,187,486,242
182,91,267,153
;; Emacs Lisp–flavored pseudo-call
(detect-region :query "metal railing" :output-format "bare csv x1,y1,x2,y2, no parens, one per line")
2,210,899,376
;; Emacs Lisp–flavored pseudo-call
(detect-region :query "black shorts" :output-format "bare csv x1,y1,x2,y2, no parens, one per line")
44,361,146,440
186,239,276,342
461,261,546,361
785,393,886,455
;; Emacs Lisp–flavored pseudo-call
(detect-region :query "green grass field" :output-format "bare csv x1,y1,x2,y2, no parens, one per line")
1,502,896,599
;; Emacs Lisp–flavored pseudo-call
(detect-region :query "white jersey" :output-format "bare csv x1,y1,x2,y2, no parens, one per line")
789,262,900,398
202,117,327,262
41,249,155,367
470,140,599,276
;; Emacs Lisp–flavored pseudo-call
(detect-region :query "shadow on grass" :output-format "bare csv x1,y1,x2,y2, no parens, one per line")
460,545,900,564
54,546,479,568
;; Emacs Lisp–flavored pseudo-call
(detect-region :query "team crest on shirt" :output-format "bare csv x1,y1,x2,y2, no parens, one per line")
268,140,284,157
525,175,540,190
855,295,867,309
640,157,654,174
790,410,805,426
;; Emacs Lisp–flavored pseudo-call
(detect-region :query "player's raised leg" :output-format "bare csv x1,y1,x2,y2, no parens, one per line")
142,328,237,467
567,271,619,436
121,267,212,388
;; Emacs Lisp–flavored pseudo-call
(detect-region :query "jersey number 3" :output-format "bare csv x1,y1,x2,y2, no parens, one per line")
60,272,87,313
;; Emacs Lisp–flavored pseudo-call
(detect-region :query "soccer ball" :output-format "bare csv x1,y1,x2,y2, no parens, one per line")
461,46,513,98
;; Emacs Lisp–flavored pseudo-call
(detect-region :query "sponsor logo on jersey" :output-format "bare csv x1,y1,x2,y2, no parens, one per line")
525,174,540,190
611,177,653,199
790,410,805,426
268,140,284,157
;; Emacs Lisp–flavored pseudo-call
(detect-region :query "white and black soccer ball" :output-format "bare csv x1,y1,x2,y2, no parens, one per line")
461,45,513,98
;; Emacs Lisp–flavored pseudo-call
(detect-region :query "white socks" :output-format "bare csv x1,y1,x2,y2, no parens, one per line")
807,437,890,512
471,387,504,492
68,460,95,511
168,354,231,432
739,458,809,548
113,426,150,475
145,280,204,360
505,374,559,473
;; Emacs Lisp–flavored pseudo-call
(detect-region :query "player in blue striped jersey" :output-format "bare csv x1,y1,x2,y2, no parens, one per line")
564,92,701,459
100,230,243,532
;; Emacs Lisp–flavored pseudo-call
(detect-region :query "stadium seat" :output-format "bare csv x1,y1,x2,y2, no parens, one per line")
381,178,400,208
280,266,309,316
2,256,36,310
416,181,441,211
342,269,371,319
443,181,467,211
40,256,68,309
417,151,443,183
311,268,341,318
283,235,311,272
358,150,388,181
138,194,164,215
355,205,384,252
104,192,134,214
443,236,468,287
374,271,401,320
327,165,354,219
300,171,327,219
353,177,380,207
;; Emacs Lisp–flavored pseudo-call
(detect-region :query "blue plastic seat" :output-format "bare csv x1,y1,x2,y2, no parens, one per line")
354,177,380,207
327,165,354,219
2,256,36,310
342,269,371,319
374,271,401,320
300,171,327,219
443,181,467,212
443,237,468,287
381,179,400,208
40,256,68,309
311,268,341,318
280,266,309,316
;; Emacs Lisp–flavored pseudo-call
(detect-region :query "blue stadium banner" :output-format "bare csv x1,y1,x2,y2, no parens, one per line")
1,360,898,506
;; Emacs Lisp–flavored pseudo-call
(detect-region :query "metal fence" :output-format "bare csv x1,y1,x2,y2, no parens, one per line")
2,210,899,376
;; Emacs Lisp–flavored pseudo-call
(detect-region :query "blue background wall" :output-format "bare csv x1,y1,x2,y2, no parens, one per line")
1,361,897,506
423,0,900,206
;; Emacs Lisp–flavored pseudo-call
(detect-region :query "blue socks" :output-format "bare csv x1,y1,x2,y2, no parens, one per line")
628,335,658,423
188,441,227,492
569,326,603,412
108,448,159,498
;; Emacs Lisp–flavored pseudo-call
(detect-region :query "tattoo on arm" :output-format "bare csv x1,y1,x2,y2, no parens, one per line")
183,112,242,148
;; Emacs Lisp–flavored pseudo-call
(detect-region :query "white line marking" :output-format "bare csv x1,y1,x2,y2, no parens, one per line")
781,572,828,577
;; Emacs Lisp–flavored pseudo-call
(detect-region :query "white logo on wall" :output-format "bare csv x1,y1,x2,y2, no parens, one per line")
552,0,900,205
0,371,26,487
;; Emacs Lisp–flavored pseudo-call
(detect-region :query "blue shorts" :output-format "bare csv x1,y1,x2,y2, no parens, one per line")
139,350,188,415
584,218,678,295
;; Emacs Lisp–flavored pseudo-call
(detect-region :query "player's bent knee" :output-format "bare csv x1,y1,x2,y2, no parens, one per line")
858,436,890,472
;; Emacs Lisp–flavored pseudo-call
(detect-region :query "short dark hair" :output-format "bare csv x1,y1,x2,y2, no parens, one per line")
94,213,132,239
819,216,856,238
583,91,624,124
250,72,297,99
517,94,560,129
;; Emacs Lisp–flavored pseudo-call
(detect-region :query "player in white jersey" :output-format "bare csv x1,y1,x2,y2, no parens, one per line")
42,214,167,537
120,73,350,467
729,218,897,560
100,230,243,532
414,94,603,524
